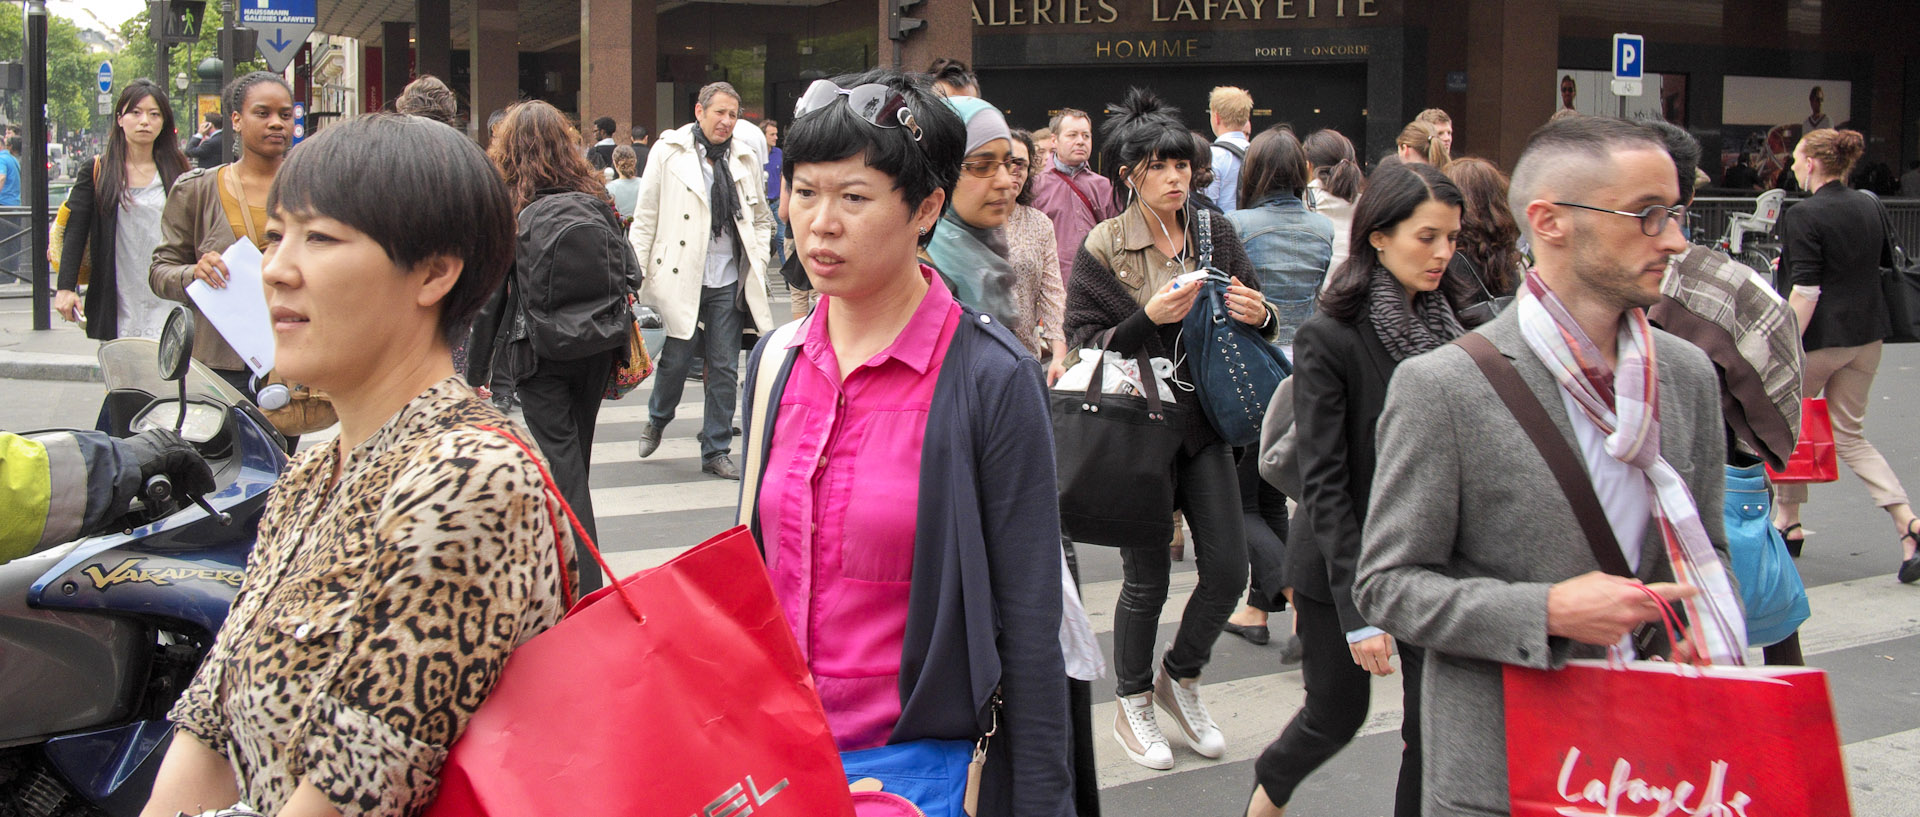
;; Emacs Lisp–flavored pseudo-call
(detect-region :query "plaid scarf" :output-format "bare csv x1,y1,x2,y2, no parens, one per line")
1515,269,1749,665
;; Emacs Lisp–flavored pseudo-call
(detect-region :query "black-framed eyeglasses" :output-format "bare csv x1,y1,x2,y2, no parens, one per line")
1552,201,1688,237
794,79,922,141
960,158,1029,179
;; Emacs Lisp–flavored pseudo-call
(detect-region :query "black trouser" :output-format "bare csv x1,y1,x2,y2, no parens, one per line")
1253,593,1424,816
1062,537,1102,817
517,350,615,595
1238,448,1289,613
1114,441,1248,697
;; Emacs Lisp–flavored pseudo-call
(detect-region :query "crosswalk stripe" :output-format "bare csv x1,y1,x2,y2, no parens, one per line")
1843,728,1920,815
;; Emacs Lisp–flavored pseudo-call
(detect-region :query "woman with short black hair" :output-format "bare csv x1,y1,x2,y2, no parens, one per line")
143,113,573,817
1064,87,1274,773
743,68,1073,815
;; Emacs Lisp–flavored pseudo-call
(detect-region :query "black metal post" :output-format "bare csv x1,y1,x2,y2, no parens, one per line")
219,0,236,162
26,0,50,330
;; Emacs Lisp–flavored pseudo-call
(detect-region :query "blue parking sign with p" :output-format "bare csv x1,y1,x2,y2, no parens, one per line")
1613,33,1644,80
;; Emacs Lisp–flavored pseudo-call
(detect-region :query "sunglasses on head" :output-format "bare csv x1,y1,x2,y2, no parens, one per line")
794,79,922,141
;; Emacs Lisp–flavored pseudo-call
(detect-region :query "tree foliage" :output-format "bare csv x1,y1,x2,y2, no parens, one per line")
0,10,100,136
112,4,263,104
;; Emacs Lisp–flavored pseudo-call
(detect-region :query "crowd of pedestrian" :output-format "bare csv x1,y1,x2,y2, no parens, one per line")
24,55,1918,817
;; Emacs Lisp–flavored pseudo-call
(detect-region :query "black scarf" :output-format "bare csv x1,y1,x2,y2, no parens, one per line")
693,126,744,251
1366,263,1465,361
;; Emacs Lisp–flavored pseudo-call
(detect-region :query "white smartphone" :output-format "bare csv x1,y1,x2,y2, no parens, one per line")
1170,270,1211,288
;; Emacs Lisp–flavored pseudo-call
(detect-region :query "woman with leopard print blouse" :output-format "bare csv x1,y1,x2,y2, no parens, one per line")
141,115,576,817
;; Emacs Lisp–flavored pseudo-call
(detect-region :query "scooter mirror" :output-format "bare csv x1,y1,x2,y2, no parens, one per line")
157,307,196,383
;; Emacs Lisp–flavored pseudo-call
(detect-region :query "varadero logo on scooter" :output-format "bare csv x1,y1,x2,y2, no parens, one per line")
83,557,246,590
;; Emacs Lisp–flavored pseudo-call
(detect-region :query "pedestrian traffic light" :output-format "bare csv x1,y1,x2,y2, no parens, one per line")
151,1,207,45
888,0,927,42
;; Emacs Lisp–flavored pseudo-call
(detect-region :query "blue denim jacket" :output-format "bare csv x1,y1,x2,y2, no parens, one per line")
1226,192,1335,347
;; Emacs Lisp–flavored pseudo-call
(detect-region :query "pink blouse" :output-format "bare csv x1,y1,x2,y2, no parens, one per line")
759,268,961,751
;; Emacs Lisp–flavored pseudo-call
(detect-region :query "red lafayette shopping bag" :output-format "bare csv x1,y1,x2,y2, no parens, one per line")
424,525,855,817
1504,660,1851,817
1766,397,1839,484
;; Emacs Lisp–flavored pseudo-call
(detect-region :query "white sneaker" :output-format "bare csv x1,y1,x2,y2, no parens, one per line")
1153,665,1227,759
1113,692,1175,770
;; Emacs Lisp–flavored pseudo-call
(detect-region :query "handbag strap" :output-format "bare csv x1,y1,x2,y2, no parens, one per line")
1452,333,1632,578
1053,168,1101,221
738,317,808,529
475,423,644,621
1451,251,1498,302
1865,189,1907,267
1079,327,1168,421
1194,207,1214,271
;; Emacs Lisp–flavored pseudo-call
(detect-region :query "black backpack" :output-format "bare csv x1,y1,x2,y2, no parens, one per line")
515,189,640,360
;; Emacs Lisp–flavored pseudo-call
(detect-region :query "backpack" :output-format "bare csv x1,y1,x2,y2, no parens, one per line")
516,189,641,360
1180,208,1293,446
1214,139,1246,160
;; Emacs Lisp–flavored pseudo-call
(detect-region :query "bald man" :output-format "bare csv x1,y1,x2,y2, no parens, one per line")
1353,116,1734,817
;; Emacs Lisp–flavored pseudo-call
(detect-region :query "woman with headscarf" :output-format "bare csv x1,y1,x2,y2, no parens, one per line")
921,96,1022,333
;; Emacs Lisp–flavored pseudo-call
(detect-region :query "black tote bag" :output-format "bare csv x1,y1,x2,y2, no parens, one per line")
1870,194,1920,343
1051,338,1189,549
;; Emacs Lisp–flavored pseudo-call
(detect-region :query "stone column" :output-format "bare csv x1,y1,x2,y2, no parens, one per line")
878,0,971,72
1464,0,1558,170
580,0,655,142
381,21,411,111
415,0,452,81
470,0,518,145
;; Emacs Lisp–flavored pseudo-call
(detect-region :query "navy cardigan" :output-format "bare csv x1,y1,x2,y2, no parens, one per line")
741,306,1074,817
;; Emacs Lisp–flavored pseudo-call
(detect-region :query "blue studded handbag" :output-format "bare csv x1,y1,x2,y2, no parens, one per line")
1181,208,1292,447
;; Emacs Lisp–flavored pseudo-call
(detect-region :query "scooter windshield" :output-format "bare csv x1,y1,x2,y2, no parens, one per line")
97,339,250,408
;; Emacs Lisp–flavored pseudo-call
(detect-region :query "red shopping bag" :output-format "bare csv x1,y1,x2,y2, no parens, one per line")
1766,397,1839,483
423,524,855,817
1504,660,1851,816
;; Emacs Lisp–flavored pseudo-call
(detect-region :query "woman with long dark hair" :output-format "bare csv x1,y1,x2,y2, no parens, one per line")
1064,87,1272,772
53,79,192,339
1248,162,1466,817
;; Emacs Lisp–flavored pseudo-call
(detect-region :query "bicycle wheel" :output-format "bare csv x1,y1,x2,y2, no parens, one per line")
1738,248,1780,288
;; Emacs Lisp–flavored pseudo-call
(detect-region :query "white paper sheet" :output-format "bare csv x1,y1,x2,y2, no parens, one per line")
185,239,275,378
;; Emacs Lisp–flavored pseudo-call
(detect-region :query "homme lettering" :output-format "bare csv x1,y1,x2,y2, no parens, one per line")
1553,747,1754,817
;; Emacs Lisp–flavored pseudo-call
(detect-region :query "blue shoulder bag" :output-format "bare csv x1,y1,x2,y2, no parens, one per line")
837,694,999,817
1181,207,1293,447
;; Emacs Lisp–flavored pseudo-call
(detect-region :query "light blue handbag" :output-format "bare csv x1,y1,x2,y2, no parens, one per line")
1724,462,1812,647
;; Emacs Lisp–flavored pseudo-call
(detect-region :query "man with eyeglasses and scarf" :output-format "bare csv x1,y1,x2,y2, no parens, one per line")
630,81,777,480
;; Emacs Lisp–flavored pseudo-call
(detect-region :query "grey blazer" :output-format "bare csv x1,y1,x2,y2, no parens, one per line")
1353,309,1729,817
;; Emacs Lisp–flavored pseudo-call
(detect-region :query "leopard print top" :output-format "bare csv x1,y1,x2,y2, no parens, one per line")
171,377,577,816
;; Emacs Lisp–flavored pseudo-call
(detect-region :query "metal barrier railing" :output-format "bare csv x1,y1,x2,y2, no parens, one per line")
1689,195,1920,255
0,205,34,286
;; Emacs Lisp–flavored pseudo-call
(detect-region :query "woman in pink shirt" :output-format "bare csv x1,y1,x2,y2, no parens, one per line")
739,69,1075,816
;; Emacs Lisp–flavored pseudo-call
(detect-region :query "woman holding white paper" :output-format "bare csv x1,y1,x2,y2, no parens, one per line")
150,71,294,402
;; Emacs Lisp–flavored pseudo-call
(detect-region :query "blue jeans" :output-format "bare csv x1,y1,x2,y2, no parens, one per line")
648,282,743,460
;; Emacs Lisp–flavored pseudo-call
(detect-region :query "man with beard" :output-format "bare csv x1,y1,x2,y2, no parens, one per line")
630,81,776,479
1354,116,1743,817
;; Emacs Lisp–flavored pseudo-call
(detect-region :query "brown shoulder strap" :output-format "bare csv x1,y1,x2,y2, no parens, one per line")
1053,168,1100,220
1453,332,1633,578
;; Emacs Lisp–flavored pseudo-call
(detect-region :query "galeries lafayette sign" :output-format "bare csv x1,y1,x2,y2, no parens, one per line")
971,0,1393,28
